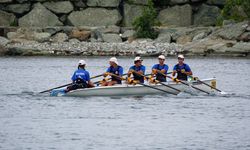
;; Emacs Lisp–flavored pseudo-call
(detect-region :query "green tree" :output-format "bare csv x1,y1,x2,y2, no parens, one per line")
221,0,250,21
132,0,159,39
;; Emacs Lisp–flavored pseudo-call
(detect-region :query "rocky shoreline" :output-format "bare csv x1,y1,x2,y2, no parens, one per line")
0,21,249,57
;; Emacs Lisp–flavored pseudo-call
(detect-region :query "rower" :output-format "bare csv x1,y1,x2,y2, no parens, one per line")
128,56,146,83
65,60,94,92
152,55,169,82
172,54,192,81
102,57,123,86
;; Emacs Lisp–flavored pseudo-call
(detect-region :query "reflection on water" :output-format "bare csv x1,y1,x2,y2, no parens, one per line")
0,56,250,150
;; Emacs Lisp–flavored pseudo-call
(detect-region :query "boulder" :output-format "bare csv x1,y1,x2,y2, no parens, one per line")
176,35,192,44
33,32,51,42
91,30,104,42
0,10,16,26
0,36,9,46
217,21,248,40
121,30,135,39
51,32,68,43
183,38,236,55
87,0,121,7
5,4,30,14
206,0,226,6
43,1,74,14
69,29,91,41
231,42,250,53
69,38,80,43
43,27,62,35
155,33,171,43
68,8,122,26
123,3,146,27
237,32,250,42
102,33,122,43
170,0,189,5
193,4,220,26
192,32,208,41
0,0,12,3
19,3,63,27
157,4,192,27
130,0,148,5
16,0,28,3
100,25,120,34
73,0,87,8
7,27,49,42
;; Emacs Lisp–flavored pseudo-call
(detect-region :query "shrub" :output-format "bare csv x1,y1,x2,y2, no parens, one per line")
221,0,250,21
132,0,159,39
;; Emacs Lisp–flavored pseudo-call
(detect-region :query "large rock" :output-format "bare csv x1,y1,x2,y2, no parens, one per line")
68,8,121,26
170,0,189,5
87,0,121,7
5,4,30,14
51,32,68,43
206,0,226,6
102,33,122,43
33,32,51,42
0,0,12,3
155,33,171,43
217,21,248,40
123,3,146,27
193,4,220,26
157,4,192,27
73,0,87,8
69,29,91,41
121,30,135,39
0,10,16,26
130,0,148,5
19,3,63,27
43,1,74,14
238,32,250,42
0,36,9,46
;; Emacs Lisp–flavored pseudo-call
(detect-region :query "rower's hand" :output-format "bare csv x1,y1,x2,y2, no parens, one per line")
103,72,110,77
181,69,186,74
152,69,158,74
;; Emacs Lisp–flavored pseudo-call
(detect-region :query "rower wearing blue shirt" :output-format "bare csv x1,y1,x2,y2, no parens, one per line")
102,57,123,86
128,56,146,83
65,60,94,92
172,54,192,81
152,55,169,82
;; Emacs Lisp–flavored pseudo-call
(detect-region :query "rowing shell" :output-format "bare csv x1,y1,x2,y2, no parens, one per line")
54,78,217,97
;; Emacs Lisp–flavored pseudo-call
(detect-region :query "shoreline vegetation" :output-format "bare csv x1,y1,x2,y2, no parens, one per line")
0,0,249,57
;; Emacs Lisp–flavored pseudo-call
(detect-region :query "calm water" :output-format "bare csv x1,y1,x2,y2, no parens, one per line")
0,56,250,150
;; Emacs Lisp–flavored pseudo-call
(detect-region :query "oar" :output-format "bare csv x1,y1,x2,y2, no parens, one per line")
155,70,210,94
93,73,128,85
128,70,178,95
190,76,223,93
39,74,103,94
132,71,181,93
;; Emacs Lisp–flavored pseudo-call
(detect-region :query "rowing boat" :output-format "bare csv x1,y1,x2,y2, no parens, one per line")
50,78,217,97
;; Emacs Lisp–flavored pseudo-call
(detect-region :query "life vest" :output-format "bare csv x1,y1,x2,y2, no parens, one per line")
108,66,122,84
175,63,188,81
131,65,144,83
155,64,167,82
75,77,88,88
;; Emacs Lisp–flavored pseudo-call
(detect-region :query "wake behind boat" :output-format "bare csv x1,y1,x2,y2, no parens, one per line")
50,78,217,97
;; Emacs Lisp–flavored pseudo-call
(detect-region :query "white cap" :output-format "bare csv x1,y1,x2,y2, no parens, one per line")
78,60,86,65
158,55,165,59
178,54,184,59
109,57,118,65
134,56,143,61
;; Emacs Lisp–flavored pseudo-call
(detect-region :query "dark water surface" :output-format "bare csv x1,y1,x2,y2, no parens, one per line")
0,56,250,150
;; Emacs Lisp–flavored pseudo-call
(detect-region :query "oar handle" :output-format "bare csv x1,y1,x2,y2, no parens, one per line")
155,70,210,94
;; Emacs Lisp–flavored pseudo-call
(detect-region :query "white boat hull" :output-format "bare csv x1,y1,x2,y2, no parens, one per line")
65,78,217,97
